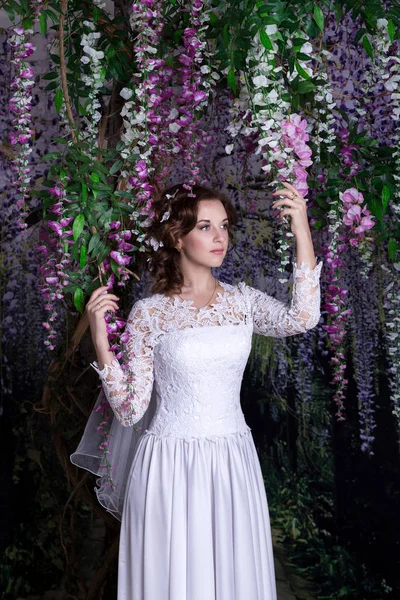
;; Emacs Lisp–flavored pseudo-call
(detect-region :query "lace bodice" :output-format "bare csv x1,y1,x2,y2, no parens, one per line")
91,260,323,431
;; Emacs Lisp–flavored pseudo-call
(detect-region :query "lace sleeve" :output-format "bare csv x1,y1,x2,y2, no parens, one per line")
240,259,323,337
90,300,155,427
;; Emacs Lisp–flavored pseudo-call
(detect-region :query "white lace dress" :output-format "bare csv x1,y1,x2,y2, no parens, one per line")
91,259,323,600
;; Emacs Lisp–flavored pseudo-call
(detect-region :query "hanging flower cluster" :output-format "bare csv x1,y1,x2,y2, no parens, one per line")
374,19,400,212
29,0,45,21
280,115,313,197
382,265,400,426
173,0,211,191
38,174,73,349
311,48,337,162
7,27,35,232
338,127,361,179
340,187,375,274
337,128,376,277
107,221,136,288
227,26,315,282
80,20,106,148
321,237,350,421
120,0,170,218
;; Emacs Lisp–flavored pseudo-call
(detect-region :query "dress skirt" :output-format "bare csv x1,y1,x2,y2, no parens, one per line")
118,429,277,600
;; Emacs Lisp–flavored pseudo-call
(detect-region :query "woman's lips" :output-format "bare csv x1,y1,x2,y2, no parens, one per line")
211,249,224,254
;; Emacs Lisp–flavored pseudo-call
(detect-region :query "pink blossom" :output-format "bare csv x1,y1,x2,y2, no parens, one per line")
110,251,131,266
292,164,308,182
340,188,364,204
354,216,375,233
343,204,362,225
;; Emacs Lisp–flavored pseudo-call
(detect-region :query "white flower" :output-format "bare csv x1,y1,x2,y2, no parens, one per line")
300,42,313,55
168,107,179,120
252,93,265,105
377,18,388,29
225,144,234,155
252,75,269,88
265,24,278,35
160,210,170,222
267,89,278,102
120,87,133,100
169,122,181,133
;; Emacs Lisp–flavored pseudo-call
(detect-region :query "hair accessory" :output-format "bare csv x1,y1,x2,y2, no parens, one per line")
143,188,179,254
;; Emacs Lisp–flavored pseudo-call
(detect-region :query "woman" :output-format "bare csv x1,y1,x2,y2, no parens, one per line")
71,181,323,599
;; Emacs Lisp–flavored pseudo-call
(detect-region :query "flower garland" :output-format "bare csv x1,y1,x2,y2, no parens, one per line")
38,173,73,350
311,48,337,164
79,20,106,148
349,266,379,455
339,186,375,276
7,27,35,232
372,18,400,430
172,0,212,191
227,25,315,282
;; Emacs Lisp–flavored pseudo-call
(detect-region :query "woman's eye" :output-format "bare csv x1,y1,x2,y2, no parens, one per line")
200,224,228,230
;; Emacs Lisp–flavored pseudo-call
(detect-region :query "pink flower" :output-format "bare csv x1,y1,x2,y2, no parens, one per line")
110,251,131,266
354,216,375,233
292,164,308,182
340,188,364,205
343,204,362,226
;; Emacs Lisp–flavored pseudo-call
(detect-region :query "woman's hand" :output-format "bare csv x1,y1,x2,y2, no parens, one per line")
86,285,120,344
271,181,311,238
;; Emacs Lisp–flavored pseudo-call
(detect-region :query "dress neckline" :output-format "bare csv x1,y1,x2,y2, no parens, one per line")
162,280,231,312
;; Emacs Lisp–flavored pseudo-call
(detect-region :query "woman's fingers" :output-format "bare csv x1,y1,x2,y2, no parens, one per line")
87,286,119,307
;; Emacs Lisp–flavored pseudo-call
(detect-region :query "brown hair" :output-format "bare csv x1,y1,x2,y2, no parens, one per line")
137,183,238,295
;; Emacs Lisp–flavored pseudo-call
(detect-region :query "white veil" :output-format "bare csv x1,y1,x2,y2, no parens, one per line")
70,384,157,521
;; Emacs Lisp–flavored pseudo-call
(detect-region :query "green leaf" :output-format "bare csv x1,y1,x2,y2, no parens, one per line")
74,287,84,313
39,12,47,35
382,185,390,211
388,237,397,261
82,183,87,204
42,71,59,81
369,198,382,223
297,80,315,94
312,219,325,230
44,81,59,92
40,152,62,162
295,60,311,80
353,27,366,45
73,214,85,242
313,5,324,31
110,159,123,175
88,232,100,253
91,172,100,200
227,67,237,96
54,89,63,114
209,11,220,27
362,35,373,59
79,245,87,269
110,257,121,278
388,20,395,43
259,29,273,50
93,5,100,23
296,52,313,61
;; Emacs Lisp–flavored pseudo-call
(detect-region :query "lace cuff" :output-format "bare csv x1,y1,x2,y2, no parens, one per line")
292,259,323,286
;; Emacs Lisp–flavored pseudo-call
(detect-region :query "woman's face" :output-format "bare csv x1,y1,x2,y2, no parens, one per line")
177,199,230,265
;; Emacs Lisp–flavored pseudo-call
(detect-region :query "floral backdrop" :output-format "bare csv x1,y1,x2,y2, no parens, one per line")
1,0,400,598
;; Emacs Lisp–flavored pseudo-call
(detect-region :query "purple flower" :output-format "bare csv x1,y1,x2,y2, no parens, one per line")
110,251,131,266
